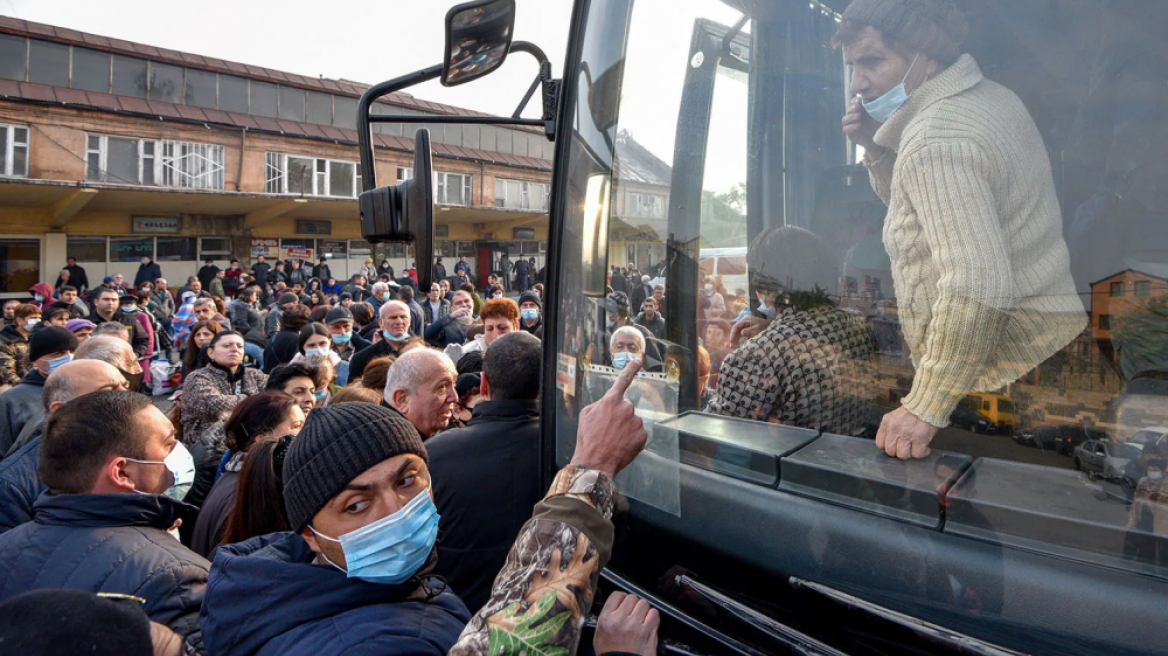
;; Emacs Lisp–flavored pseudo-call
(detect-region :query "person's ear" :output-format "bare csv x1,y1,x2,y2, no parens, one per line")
299,527,322,554
391,388,411,414
47,400,64,414
479,372,491,400
106,457,137,492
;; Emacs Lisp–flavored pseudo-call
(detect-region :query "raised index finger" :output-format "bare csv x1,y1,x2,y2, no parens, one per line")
606,356,642,400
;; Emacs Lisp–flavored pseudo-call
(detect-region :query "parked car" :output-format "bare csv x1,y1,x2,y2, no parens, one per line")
950,406,996,434
1031,425,1109,455
1129,427,1168,451
1074,440,1142,479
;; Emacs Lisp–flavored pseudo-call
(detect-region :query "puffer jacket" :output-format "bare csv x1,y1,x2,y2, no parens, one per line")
0,493,209,637
0,368,46,457
0,430,44,533
229,300,267,346
180,363,267,450
0,323,29,388
200,532,469,656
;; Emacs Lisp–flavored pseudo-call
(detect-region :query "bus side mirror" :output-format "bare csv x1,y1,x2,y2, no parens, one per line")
359,129,435,291
441,0,516,87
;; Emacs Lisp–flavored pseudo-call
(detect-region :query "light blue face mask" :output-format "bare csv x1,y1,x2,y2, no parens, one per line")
332,331,352,345
305,347,330,359
309,487,439,585
383,330,409,343
520,308,539,322
33,294,45,302
126,442,196,500
314,388,328,402
612,351,633,370
47,353,73,374
861,53,920,123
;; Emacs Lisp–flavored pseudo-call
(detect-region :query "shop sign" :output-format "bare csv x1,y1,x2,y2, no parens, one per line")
319,239,348,256
132,216,180,234
251,238,279,259
285,247,314,259
296,219,332,235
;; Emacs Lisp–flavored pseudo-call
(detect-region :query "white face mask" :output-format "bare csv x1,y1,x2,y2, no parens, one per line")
704,284,714,292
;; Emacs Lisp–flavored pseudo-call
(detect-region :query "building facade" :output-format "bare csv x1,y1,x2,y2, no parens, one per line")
0,16,553,296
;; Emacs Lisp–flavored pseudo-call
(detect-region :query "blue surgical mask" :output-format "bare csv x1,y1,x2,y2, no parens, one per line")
47,353,73,374
520,308,539,322
33,294,44,302
314,388,328,402
612,352,633,370
383,330,408,343
126,442,196,500
309,487,439,585
861,53,920,124
382,293,392,302
305,347,330,358
332,331,352,345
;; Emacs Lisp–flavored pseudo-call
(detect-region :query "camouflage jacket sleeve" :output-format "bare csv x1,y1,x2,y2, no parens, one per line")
448,465,616,656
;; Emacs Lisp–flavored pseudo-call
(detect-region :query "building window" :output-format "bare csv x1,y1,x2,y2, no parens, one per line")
0,239,40,294
65,236,107,263
436,171,473,206
0,124,29,178
87,135,222,189
265,153,359,198
160,141,225,189
156,237,198,261
1135,280,1151,298
109,237,154,263
495,179,551,210
86,134,154,185
627,192,665,218
199,237,233,261
397,166,413,182
1110,281,1126,297
1099,314,1112,330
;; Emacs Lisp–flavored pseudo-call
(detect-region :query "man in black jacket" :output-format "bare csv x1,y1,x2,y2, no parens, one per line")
0,359,127,533
0,390,208,638
423,290,472,349
312,256,332,281
263,304,310,374
56,256,90,294
347,301,412,380
426,331,543,611
0,327,78,457
251,255,271,288
434,256,448,283
133,256,162,289
91,288,149,360
196,258,220,291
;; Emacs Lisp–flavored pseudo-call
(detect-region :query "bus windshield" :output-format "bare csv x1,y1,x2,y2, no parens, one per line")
549,0,1168,652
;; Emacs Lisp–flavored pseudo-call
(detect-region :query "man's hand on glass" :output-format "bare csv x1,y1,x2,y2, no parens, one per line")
572,356,648,479
876,406,938,460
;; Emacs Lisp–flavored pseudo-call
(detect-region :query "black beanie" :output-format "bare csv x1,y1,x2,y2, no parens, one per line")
29,325,79,363
0,589,153,656
283,403,427,530
518,291,542,309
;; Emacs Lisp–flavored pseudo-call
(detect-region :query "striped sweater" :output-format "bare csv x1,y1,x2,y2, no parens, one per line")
864,54,1087,427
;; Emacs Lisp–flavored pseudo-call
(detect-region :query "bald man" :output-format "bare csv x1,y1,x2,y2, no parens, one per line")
0,360,127,533
383,348,458,438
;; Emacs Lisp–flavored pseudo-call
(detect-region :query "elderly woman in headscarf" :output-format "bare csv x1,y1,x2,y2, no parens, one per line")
706,226,877,437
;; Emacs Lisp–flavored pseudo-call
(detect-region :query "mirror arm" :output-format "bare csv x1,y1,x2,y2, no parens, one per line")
358,64,443,193
512,65,545,119
507,41,559,139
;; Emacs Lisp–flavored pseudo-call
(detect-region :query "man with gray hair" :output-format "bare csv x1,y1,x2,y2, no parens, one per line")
74,335,144,395
383,348,457,438
835,0,1085,458
0,359,127,532
348,300,413,380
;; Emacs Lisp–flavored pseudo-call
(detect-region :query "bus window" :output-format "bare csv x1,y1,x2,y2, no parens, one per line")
551,0,1168,650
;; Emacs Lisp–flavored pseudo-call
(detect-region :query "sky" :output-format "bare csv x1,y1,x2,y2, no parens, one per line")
3,0,575,119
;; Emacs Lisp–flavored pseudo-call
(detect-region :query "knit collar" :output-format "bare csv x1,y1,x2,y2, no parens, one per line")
874,54,984,153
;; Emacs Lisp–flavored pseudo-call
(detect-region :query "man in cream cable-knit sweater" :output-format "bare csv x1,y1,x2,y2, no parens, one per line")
835,0,1086,459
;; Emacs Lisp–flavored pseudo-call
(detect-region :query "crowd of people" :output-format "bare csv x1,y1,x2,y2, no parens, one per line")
0,252,659,656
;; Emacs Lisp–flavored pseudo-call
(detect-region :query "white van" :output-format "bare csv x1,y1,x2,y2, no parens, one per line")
698,247,750,295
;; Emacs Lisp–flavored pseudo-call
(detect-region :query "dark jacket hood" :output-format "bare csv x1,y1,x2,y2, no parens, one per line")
201,532,466,656
28,283,55,299
16,368,46,387
0,323,25,343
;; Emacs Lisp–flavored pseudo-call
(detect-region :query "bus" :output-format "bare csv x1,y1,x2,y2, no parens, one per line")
358,1,1168,654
